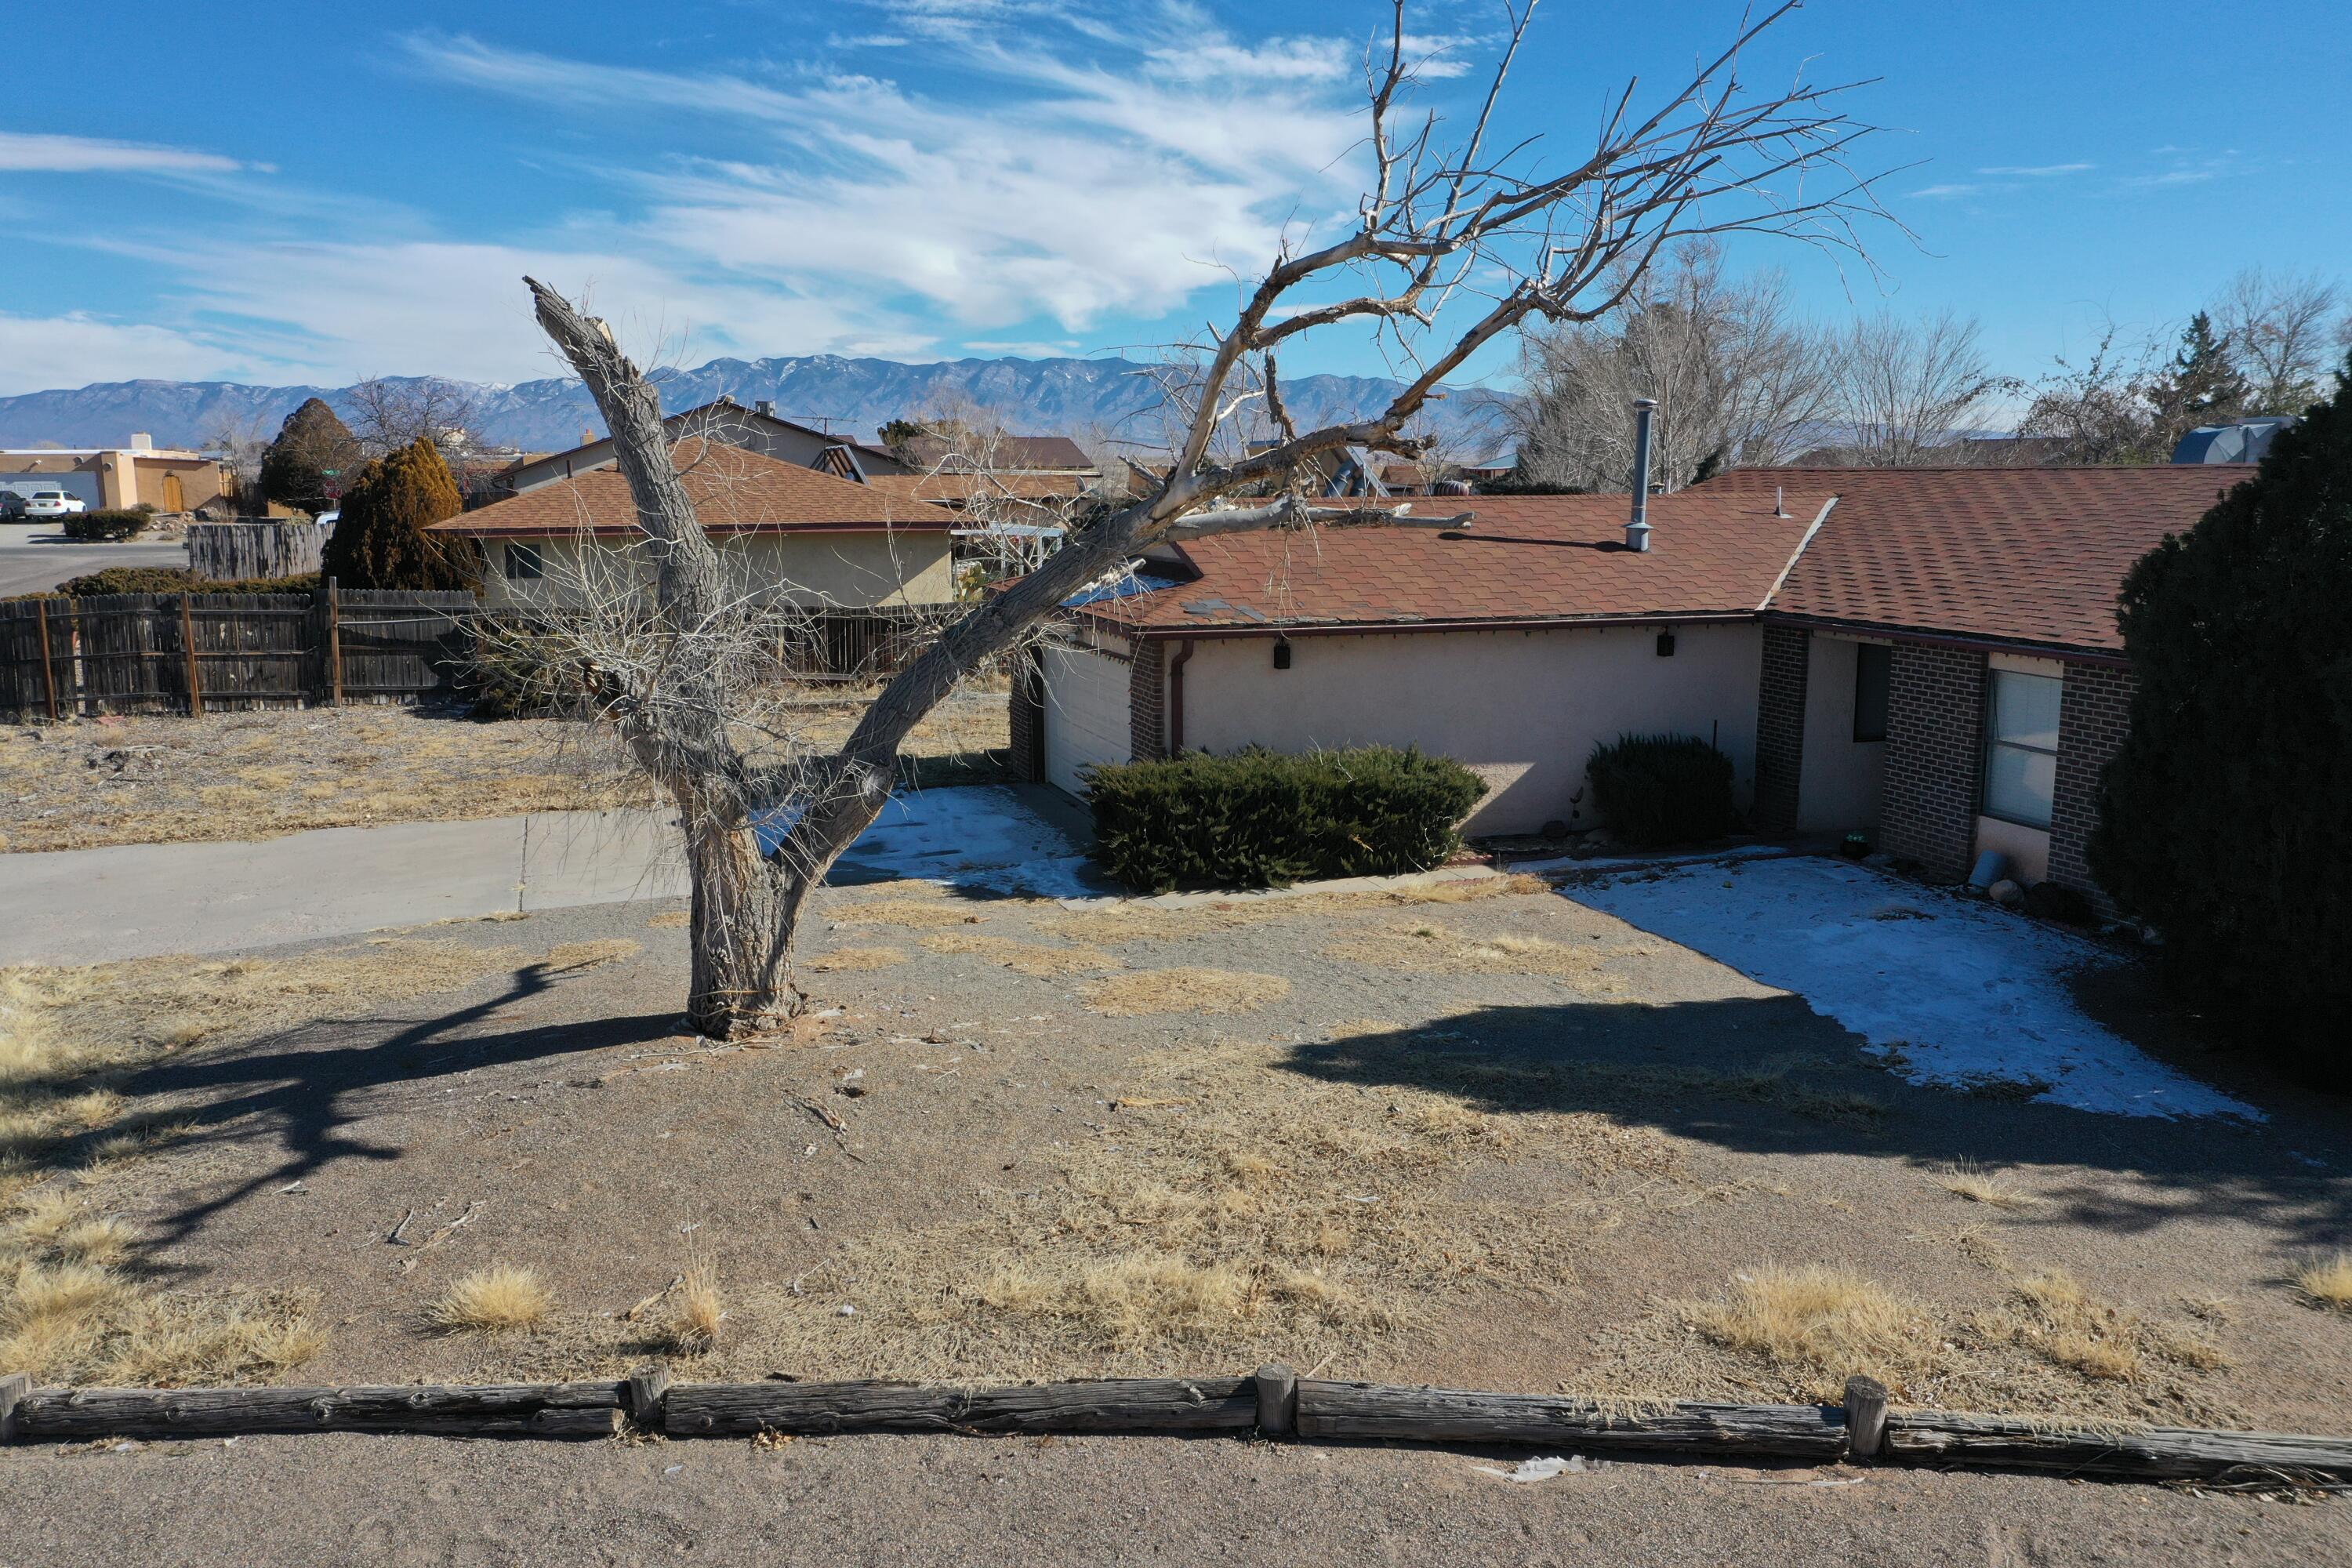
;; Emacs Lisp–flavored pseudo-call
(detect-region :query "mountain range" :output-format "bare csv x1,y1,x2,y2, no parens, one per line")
0,355,1518,459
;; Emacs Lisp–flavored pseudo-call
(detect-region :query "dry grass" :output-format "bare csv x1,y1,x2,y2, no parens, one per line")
1080,968,1290,1017
1985,1267,2228,1388
429,1265,554,1334
835,898,989,931
919,931,1120,977
1036,873,1552,947
1690,1266,1927,1391
2292,1252,2352,1312
1323,922,1632,989
667,1271,726,1352
807,946,907,974
0,935,568,1384
545,938,641,971
646,910,691,930
1936,1159,2042,1210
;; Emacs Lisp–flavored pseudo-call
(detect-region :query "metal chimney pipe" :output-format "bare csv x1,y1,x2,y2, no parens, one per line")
1626,397,1659,551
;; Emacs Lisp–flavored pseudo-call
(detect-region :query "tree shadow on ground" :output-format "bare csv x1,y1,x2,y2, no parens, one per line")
1272,990,2352,1263
115,959,677,1257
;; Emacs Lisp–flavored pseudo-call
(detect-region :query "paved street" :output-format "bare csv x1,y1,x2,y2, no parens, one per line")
0,521,187,596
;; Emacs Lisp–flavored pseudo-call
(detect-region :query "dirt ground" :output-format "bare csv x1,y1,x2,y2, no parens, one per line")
11,1428,2347,1568
0,687,1009,853
6,864,2352,1552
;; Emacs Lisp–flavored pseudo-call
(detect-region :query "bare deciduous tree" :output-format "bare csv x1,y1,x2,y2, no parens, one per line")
517,0,1886,1037
2217,267,2344,415
1510,238,1834,491
345,376,488,461
1824,310,2012,466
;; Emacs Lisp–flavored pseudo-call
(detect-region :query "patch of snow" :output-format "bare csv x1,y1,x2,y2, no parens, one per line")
815,786,1099,898
1570,856,2259,1120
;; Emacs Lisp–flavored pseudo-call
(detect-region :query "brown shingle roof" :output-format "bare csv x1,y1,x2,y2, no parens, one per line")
902,433,1094,471
1080,492,1831,634
866,471,1087,505
431,440,956,538
1700,466,2247,652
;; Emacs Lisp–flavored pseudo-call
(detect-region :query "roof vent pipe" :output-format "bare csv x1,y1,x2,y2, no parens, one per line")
1626,397,1658,551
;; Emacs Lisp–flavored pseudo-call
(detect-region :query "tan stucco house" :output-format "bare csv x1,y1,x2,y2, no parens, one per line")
503,398,910,495
1,436,230,513
1015,490,1835,836
432,440,958,610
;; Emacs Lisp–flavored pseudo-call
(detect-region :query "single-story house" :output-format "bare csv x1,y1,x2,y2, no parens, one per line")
1698,464,2246,909
431,440,959,610
504,399,910,495
1014,463,2249,913
1011,489,1835,834
1,436,230,513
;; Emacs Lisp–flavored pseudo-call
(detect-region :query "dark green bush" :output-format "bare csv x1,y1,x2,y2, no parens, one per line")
27,567,321,599
61,509,151,541
1087,744,1486,893
2090,359,2352,1088
1584,733,1738,848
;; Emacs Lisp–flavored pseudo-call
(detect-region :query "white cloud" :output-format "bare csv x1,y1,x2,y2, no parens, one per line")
0,312,247,396
0,131,244,176
1974,162,2092,177
1909,182,1997,200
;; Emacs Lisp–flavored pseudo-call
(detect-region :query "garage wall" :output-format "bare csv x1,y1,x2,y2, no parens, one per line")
1796,634,1886,833
1041,644,1132,797
1174,622,1764,836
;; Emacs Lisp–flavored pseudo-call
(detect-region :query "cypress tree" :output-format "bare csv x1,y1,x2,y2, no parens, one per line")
320,437,477,590
258,397,361,513
2089,358,2352,1086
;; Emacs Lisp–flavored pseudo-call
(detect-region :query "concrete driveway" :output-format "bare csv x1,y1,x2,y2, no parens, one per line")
0,521,187,595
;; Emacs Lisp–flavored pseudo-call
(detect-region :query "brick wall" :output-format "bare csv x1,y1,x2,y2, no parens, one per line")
1752,625,1810,830
1006,646,1044,782
2049,661,2136,916
1879,643,1985,880
1129,639,1167,760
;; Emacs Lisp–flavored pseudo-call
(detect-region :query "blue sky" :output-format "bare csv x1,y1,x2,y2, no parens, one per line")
2,0,2346,401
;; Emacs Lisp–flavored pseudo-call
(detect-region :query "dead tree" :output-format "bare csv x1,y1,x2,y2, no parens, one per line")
522,0,1886,1037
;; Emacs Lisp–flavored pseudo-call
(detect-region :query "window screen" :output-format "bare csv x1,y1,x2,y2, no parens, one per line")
1983,669,2061,828
504,542,544,581
1852,644,1891,742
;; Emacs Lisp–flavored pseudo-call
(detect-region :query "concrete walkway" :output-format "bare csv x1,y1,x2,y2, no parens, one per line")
2,809,684,965
0,783,1098,966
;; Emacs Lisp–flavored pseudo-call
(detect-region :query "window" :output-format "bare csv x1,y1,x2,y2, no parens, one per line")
503,542,544,582
1852,644,1890,742
1983,668,2061,829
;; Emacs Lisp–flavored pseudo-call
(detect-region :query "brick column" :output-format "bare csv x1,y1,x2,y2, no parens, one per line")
1006,646,1044,782
2049,661,2135,917
1878,643,1985,881
1129,639,1167,760
1751,625,1810,830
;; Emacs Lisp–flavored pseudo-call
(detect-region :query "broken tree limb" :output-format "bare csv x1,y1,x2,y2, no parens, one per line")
662,1377,1257,1438
13,1381,626,1440
1883,1411,2352,1482
1294,1381,1847,1458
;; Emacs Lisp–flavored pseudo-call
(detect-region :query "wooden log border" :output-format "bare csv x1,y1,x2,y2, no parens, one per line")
5,1368,2350,1485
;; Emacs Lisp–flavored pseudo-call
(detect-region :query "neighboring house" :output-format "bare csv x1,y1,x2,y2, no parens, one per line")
431,441,958,610
1012,490,1833,831
1700,465,2247,910
0,436,230,513
895,433,1097,475
503,399,909,494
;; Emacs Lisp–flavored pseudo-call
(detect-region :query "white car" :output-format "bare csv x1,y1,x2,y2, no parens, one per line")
24,490,88,517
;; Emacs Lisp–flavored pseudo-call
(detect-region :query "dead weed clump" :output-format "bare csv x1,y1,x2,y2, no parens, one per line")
1980,1267,2228,1391
1322,923,1630,990
430,1265,555,1334
1081,969,1290,1017
1937,1159,2041,1210
1037,873,1552,947
920,931,1120,977
2292,1253,2352,1312
807,947,908,974
1690,1265,1930,1395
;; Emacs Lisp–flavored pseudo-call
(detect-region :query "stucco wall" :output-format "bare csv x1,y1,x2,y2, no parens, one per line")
1795,634,1886,834
474,528,953,610
1171,622,1764,837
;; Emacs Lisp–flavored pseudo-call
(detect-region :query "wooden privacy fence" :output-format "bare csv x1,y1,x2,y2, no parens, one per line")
4,1369,2349,1486
0,588,477,718
185,521,327,582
